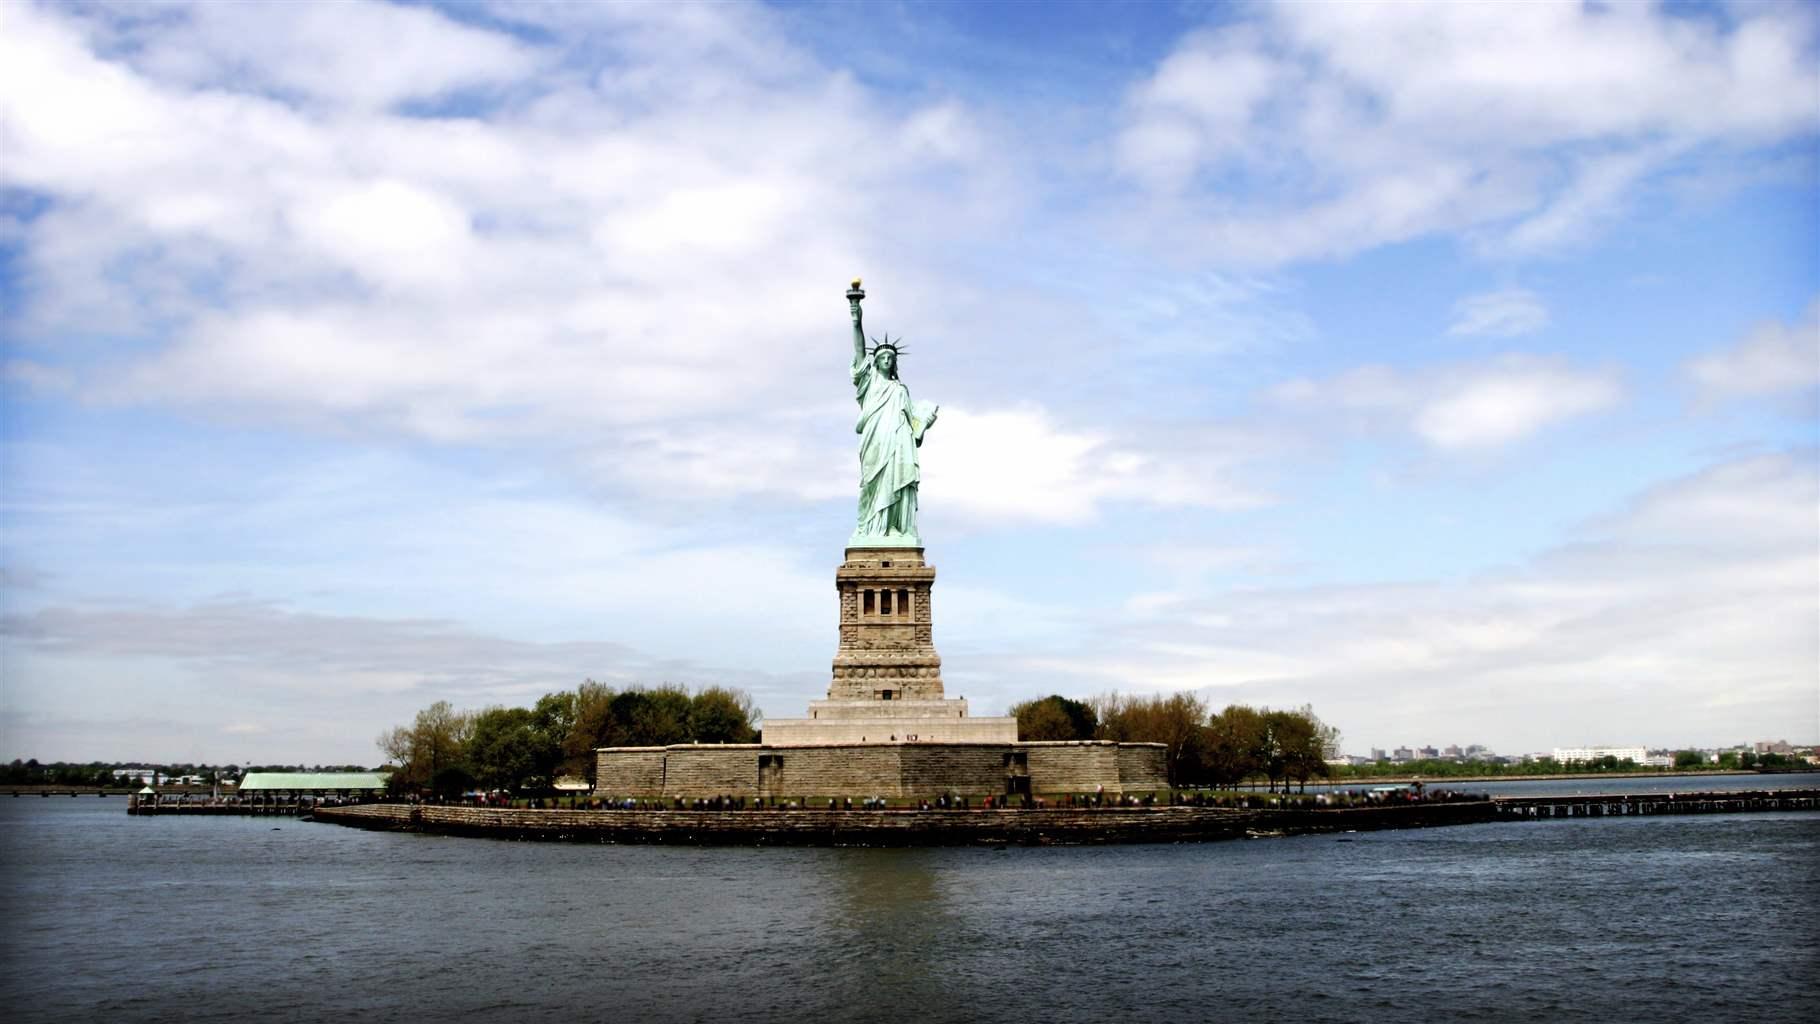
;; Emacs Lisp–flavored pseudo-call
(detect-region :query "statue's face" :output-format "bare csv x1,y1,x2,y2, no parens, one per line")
875,350,896,375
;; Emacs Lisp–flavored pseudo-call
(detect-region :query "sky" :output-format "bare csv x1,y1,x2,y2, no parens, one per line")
1,0,1816,766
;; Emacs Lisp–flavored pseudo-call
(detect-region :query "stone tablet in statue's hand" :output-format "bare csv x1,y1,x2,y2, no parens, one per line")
911,400,939,443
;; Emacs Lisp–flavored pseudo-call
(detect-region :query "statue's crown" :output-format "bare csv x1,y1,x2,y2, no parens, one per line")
867,333,906,356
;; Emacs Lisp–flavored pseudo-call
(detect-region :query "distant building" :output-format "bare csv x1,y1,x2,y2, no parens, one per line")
1755,739,1793,755
1392,746,1414,762
1553,746,1648,764
1418,745,1439,759
1370,748,1386,761
1443,745,1463,760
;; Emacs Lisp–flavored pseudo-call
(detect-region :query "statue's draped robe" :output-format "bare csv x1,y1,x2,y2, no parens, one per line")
852,358,926,538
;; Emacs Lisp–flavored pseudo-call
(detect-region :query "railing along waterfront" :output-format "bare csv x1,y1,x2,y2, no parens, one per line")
116,788,1820,841
124,797,359,816
1491,789,1820,819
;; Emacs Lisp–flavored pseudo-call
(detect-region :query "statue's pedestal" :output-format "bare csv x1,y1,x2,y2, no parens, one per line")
760,546,1017,746
759,704,1016,745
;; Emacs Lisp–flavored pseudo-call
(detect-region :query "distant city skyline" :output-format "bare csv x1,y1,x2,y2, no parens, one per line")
2,2,1817,764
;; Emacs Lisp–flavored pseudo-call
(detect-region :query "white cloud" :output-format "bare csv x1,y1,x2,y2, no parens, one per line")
1500,145,1668,254
1685,300,1820,406
924,405,1269,525
3,359,74,395
1449,287,1551,338
988,451,1819,751
1274,355,1622,451
0,439,850,763
81,0,543,110
1603,452,1819,546
1115,2,1820,264
1413,362,1619,450
1117,26,1285,191
0,1,1237,530
0,598,814,763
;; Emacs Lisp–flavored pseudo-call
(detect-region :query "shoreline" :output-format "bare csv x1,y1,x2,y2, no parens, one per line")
1319,768,1809,785
308,788,1819,845
310,801,1497,846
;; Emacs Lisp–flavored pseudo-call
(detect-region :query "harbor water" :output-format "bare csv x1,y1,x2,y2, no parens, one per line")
1,788,1815,1022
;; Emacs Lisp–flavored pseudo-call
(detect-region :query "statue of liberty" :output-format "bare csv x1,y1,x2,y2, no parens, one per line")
847,279,938,546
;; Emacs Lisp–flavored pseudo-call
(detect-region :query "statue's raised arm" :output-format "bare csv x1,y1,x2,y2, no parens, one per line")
847,278,867,370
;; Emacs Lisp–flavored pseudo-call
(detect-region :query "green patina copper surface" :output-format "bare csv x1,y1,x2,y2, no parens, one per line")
847,280,937,547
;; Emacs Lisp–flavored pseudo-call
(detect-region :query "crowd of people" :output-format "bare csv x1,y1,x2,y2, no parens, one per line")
379,784,1492,811
573,786,1182,811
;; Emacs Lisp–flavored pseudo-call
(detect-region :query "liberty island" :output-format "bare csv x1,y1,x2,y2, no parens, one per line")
587,281,1165,797
302,288,1819,842
138,282,1820,845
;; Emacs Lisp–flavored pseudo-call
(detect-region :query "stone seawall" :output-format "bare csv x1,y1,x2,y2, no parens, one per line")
595,740,1169,799
311,800,1498,846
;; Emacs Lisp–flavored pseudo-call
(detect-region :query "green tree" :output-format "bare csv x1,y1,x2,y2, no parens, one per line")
467,706,540,793
1094,692,1209,787
528,690,579,783
378,700,474,795
687,687,761,744
1205,705,1268,789
1260,710,1302,791
564,680,619,782
1673,750,1705,769
607,686,693,747
1010,695,1098,741
1263,705,1338,792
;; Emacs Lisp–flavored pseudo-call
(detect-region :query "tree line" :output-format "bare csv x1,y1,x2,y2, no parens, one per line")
0,760,312,787
1328,749,1808,779
3,760,138,787
378,682,761,796
1011,693,1341,791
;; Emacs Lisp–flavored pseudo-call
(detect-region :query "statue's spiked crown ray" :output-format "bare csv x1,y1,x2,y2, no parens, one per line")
867,333,906,356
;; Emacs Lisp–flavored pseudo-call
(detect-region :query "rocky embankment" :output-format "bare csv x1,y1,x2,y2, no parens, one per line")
311,801,1497,846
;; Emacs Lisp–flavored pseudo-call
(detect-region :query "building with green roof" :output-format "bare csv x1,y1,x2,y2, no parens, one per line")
237,772,389,795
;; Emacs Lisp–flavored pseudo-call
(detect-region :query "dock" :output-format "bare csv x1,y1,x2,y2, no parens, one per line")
125,801,311,817
1491,789,1819,819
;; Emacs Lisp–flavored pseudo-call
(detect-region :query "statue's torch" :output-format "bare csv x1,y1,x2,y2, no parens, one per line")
847,277,865,327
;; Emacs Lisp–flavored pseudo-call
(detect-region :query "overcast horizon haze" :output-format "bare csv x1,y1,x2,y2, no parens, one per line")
2,0,1817,766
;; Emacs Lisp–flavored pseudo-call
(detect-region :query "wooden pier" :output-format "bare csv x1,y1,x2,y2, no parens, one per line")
1492,789,1819,819
126,800,311,817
